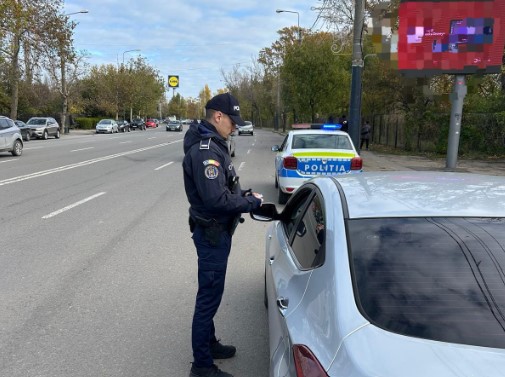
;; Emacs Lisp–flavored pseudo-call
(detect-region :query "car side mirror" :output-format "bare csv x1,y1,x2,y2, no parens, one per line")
250,203,281,222
272,145,280,152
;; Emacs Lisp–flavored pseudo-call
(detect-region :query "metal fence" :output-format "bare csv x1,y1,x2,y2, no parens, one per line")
365,112,505,154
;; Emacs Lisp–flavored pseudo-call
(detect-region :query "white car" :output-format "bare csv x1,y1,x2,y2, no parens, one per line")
272,125,362,204
0,116,23,156
96,119,118,134
238,120,254,135
252,171,505,377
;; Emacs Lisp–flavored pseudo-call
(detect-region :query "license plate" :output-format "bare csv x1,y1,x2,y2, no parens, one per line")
298,158,351,175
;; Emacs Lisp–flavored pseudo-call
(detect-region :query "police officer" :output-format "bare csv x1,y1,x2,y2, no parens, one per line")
183,92,263,377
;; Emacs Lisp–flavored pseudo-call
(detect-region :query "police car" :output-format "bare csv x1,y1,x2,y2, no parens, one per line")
272,124,362,204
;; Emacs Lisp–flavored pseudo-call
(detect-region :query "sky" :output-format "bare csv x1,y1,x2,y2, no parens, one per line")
63,0,324,100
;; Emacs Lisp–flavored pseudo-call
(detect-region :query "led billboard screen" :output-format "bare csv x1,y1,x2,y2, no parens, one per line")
398,0,505,76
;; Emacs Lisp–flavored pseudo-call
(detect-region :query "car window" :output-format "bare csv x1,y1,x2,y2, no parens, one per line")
27,118,45,125
0,119,9,129
292,134,352,150
281,186,313,241
290,194,326,269
349,217,505,349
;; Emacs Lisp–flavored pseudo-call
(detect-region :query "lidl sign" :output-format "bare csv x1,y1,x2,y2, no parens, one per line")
168,75,179,88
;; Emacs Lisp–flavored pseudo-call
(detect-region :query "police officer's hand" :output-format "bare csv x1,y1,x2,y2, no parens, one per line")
252,192,263,206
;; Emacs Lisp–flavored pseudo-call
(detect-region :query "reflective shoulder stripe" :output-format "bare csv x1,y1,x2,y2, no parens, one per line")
199,138,211,150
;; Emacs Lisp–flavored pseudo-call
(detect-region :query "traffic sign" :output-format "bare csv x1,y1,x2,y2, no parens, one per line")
168,75,179,88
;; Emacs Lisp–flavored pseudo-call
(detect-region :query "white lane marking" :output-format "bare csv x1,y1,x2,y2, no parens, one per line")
238,162,246,171
42,192,106,219
0,159,17,164
148,137,157,140
71,147,94,152
247,149,251,155
119,141,132,144
23,146,45,150
0,139,183,187
155,162,174,171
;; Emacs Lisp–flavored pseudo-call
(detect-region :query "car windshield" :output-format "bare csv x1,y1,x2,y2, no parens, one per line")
349,217,505,349
292,134,352,150
243,121,252,126
27,118,46,125
98,120,112,125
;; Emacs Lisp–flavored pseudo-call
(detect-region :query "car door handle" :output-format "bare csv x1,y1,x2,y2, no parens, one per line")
277,297,289,315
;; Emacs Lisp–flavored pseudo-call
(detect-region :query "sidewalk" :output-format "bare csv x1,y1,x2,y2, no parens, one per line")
361,149,505,177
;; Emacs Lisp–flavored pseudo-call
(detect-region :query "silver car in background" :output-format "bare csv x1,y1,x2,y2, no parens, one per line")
253,171,505,377
26,117,60,139
238,120,254,135
0,116,23,156
96,119,118,134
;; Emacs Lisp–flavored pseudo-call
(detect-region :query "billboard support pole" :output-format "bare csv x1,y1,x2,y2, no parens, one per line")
446,75,467,170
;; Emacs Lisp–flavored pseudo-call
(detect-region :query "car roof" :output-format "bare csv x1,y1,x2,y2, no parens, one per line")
327,171,505,218
288,129,348,136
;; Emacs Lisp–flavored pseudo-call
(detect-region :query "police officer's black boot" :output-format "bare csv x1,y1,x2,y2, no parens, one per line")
189,364,233,377
210,340,236,359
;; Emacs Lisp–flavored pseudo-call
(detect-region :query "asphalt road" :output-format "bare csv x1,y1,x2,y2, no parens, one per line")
0,126,285,377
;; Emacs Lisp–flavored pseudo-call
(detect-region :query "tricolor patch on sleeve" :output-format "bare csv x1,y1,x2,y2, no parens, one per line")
203,159,220,167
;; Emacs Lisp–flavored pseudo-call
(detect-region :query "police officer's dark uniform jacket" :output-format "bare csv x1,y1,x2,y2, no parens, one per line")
183,120,260,232
183,117,261,372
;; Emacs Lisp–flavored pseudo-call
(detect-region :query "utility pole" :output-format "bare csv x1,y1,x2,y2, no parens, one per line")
349,0,365,150
446,76,467,169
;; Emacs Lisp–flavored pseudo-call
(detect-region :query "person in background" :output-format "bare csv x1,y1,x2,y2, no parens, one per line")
339,115,349,133
360,120,371,150
183,92,263,377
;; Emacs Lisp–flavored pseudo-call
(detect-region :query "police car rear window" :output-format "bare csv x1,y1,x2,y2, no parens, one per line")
292,134,352,150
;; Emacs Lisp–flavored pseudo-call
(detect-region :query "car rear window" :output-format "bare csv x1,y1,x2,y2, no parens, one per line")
292,134,352,150
349,217,505,349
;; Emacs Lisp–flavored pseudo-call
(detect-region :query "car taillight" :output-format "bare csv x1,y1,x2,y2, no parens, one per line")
283,156,298,170
293,344,328,377
350,156,362,170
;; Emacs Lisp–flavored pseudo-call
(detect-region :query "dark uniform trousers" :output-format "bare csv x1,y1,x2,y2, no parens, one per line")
191,224,232,368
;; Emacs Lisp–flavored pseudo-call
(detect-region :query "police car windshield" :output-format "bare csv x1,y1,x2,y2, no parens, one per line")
292,134,352,150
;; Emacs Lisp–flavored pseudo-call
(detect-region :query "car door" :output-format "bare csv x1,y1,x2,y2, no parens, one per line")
268,186,315,376
0,118,9,149
49,118,58,135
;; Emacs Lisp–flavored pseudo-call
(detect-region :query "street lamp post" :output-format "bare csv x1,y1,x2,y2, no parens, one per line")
60,10,88,134
276,9,301,43
123,49,140,65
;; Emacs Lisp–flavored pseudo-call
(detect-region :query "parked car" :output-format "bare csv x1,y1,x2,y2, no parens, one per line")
166,120,183,132
227,132,236,157
95,119,118,134
117,120,130,132
252,171,505,377
130,118,146,130
145,118,157,128
272,125,362,204
238,120,254,135
0,116,23,156
14,120,34,141
26,117,60,139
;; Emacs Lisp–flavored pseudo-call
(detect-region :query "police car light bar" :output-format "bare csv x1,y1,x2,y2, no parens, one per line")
309,124,342,130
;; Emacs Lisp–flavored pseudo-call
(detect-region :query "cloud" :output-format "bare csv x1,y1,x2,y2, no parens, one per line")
64,0,312,98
